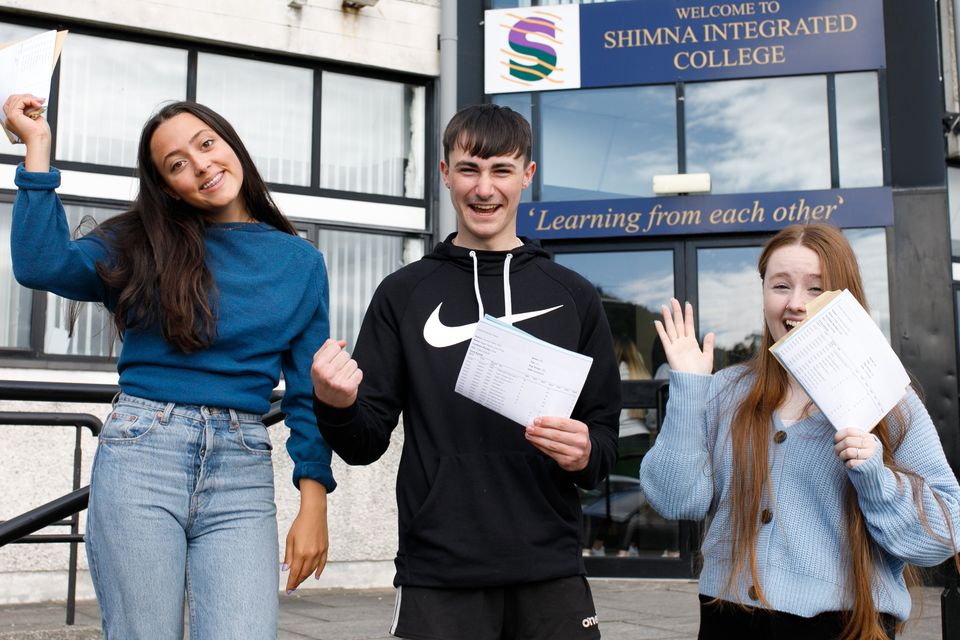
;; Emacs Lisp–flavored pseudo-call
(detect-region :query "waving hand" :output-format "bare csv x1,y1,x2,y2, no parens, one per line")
653,298,714,376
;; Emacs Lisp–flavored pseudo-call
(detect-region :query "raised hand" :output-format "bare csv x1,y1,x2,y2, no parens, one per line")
311,338,362,409
2,93,51,172
653,298,715,375
2,94,49,144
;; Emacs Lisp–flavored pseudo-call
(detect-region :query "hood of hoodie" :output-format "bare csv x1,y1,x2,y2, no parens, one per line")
424,232,550,274
421,233,552,331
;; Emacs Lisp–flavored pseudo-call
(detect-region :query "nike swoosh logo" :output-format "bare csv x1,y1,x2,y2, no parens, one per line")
422,303,563,348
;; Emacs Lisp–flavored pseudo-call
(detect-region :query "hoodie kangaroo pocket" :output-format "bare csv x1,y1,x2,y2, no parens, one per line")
402,451,581,584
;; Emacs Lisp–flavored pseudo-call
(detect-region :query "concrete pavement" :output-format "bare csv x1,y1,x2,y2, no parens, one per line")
0,580,945,639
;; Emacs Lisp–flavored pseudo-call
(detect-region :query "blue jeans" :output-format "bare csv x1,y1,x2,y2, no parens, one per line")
86,394,279,640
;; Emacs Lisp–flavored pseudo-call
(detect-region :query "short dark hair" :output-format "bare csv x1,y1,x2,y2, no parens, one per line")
442,103,532,164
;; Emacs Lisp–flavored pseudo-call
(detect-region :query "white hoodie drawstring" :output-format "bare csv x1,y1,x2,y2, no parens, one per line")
469,250,514,323
503,253,513,321
469,251,484,321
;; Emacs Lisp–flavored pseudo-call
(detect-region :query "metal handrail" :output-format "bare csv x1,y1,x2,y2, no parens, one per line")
0,487,90,547
0,409,103,624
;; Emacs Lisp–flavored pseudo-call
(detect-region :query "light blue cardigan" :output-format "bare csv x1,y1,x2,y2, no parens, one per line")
639,367,960,621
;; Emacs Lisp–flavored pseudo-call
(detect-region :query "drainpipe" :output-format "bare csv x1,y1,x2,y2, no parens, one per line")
438,0,458,241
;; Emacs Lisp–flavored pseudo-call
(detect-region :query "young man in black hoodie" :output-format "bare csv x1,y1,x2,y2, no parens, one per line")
311,104,620,640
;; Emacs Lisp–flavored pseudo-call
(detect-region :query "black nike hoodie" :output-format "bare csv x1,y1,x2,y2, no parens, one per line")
314,235,620,587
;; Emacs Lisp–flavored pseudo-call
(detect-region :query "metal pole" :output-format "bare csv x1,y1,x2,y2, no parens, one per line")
65,426,82,625
438,0,458,241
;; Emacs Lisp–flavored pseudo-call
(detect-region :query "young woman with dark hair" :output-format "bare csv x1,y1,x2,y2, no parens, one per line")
640,223,960,640
4,94,334,639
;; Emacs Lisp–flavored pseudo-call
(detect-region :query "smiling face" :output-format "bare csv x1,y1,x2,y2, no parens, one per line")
762,243,824,342
149,112,248,223
440,144,536,251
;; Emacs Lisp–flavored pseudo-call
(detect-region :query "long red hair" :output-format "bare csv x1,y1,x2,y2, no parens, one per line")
724,223,954,640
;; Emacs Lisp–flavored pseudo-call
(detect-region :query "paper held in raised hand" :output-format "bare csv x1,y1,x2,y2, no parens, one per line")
769,289,909,432
0,30,68,144
455,315,593,427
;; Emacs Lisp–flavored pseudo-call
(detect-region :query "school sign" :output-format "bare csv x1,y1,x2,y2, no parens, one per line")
485,0,885,93
517,187,894,240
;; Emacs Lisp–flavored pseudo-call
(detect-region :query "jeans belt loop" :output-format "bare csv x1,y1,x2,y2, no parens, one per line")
160,402,175,425
110,391,121,408
228,408,240,430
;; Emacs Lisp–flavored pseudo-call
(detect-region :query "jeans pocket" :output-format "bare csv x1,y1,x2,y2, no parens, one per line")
237,421,273,456
99,406,161,443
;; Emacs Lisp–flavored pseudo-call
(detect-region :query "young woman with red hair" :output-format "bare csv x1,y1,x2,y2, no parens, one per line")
640,223,960,640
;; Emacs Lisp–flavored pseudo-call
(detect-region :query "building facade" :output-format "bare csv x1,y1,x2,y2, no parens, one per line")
3,0,960,605
0,0,439,603
461,0,960,578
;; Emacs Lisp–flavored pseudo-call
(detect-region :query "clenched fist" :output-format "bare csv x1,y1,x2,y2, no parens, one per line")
311,338,363,409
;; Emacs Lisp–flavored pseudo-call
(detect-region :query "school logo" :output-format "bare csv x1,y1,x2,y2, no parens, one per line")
484,5,581,95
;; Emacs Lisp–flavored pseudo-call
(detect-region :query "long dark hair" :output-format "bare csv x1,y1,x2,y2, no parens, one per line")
93,101,296,352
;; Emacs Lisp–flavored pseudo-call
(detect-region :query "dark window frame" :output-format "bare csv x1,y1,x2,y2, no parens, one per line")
0,11,435,207
0,12,435,366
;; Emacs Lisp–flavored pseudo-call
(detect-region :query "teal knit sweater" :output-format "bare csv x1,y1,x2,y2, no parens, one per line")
640,367,960,621
12,165,334,492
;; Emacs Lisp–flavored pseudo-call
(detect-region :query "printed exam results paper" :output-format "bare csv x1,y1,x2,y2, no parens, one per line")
0,30,68,143
769,289,909,432
455,315,593,427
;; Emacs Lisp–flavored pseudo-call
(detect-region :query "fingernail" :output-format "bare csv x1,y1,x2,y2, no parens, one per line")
286,589,295,596
281,563,289,572
315,574,322,580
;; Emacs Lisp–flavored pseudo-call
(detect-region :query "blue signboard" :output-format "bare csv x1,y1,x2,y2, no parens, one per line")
518,187,893,240
579,0,885,87
485,0,886,94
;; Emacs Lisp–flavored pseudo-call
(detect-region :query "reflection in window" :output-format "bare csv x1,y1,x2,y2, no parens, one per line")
320,73,425,198
697,246,763,368
315,231,422,349
686,76,830,194
555,249,679,559
197,54,313,186
491,93,533,134
844,228,890,340
0,23,42,159
836,72,883,188
541,86,677,200
44,206,121,357
57,35,187,168
0,202,32,348
554,251,673,373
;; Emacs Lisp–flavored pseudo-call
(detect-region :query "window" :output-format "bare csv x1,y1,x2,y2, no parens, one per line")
505,72,883,202
686,76,831,194
56,34,187,168
197,54,314,186
0,20,431,365
0,24,43,159
696,246,764,368
312,229,424,349
540,86,677,200
320,73,425,198
835,73,883,188
43,205,121,358
0,201,32,349
844,227,890,340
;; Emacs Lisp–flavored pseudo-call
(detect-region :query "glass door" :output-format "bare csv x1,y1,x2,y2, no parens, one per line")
553,241,694,577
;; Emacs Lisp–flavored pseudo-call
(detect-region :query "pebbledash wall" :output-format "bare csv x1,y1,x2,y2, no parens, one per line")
0,0,440,604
